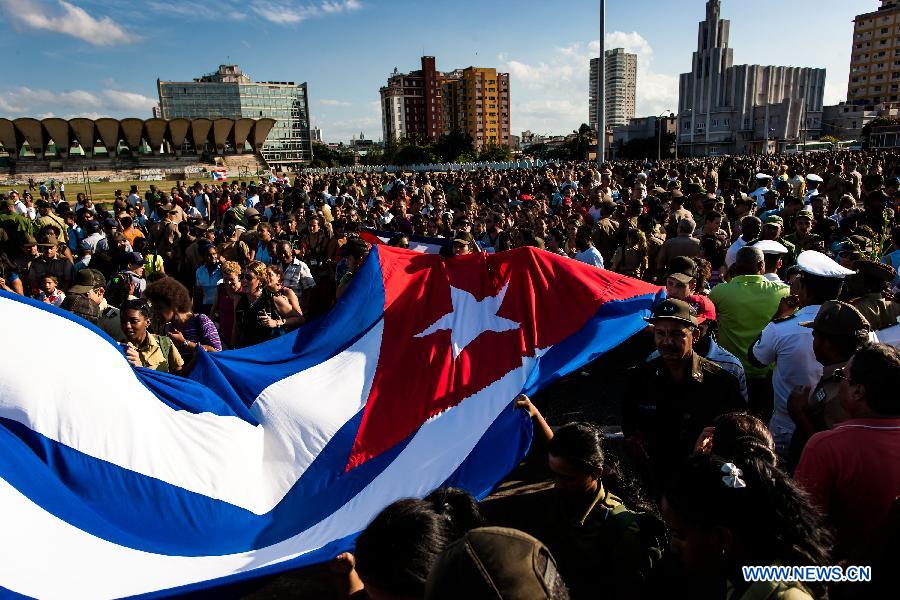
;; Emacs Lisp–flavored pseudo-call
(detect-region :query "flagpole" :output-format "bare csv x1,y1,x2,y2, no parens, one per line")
597,0,606,167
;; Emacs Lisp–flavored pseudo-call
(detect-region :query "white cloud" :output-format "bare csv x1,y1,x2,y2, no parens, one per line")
319,99,352,107
147,1,247,20
0,0,136,46
249,0,361,24
0,86,157,118
500,30,678,135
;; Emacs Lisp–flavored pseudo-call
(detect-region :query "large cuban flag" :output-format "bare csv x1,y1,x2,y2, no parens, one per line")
0,245,661,598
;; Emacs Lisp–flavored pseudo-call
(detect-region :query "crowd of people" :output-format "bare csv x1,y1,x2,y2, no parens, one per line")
2,150,900,598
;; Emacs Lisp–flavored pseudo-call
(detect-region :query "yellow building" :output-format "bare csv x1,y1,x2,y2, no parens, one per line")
849,0,900,106
439,67,510,149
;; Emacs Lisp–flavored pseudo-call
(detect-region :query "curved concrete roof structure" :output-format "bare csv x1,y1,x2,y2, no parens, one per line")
0,117,277,158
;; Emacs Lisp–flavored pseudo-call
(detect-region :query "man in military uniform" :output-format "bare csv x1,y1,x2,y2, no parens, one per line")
27,233,73,293
782,207,814,263
786,301,872,469
750,251,856,457
623,299,744,490
66,268,126,342
846,259,900,331
36,199,68,245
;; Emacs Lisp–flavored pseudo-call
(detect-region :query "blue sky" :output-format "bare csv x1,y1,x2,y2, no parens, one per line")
0,0,873,143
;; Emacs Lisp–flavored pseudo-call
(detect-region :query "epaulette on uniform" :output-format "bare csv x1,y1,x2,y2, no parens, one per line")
772,313,798,324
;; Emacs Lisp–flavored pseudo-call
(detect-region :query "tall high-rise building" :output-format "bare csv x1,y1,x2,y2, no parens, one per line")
848,0,900,106
380,57,510,149
589,48,637,130
158,64,312,168
678,1,826,155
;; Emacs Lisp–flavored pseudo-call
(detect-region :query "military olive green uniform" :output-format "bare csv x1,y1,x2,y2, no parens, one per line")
851,292,900,331
481,483,660,600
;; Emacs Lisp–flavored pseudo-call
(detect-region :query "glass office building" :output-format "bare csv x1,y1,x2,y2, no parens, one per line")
158,65,312,166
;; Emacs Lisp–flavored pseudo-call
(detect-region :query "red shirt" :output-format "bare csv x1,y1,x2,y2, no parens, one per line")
795,418,900,558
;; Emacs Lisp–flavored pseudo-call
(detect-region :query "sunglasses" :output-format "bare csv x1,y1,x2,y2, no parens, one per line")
833,367,853,383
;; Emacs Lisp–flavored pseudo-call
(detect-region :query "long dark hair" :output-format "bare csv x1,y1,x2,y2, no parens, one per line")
355,489,482,597
549,422,656,516
664,454,832,595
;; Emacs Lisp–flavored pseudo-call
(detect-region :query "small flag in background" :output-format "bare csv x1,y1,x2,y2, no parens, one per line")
211,168,228,182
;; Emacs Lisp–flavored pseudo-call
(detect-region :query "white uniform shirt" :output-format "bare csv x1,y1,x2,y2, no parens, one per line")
751,304,823,452
574,246,605,269
749,186,769,207
724,237,748,268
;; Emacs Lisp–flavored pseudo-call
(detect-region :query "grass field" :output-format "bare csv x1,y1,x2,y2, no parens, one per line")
0,178,268,206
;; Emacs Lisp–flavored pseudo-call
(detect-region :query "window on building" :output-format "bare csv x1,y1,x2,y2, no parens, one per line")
711,119,718,127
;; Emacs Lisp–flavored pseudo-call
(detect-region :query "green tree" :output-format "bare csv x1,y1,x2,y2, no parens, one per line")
433,130,474,162
478,143,512,162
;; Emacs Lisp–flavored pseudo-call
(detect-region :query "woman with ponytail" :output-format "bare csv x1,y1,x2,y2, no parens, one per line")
482,396,665,599
661,453,831,599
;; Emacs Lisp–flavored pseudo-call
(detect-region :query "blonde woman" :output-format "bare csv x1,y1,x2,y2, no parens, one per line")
210,260,242,348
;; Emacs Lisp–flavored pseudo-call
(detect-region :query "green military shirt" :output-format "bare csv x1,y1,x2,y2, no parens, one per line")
481,483,653,599
851,292,900,331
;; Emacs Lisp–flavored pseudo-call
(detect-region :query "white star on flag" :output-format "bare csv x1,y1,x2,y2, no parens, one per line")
414,282,521,358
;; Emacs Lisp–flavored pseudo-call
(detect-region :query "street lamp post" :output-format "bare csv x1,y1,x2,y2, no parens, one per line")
657,109,671,163
597,0,605,167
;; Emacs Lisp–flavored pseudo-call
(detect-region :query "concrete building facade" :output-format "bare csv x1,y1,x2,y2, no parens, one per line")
380,57,511,149
158,64,312,168
612,115,676,147
590,48,638,130
849,0,900,106
678,1,826,155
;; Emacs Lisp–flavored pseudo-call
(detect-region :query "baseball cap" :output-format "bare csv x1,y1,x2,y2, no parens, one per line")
22,234,37,246
763,215,784,226
68,268,106,294
800,300,870,337
665,256,697,285
686,294,716,324
125,251,144,267
245,207,261,218
424,527,565,600
646,298,699,327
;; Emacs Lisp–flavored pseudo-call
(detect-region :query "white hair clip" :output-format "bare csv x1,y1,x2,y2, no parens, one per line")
721,463,746,489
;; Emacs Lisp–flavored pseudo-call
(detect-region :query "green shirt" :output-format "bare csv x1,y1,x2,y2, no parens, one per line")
709,275,790,378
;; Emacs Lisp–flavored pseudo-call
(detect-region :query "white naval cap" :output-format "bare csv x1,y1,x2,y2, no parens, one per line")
797,250,856,278
805,173,824,183
756,173,774,180
752,240,789,255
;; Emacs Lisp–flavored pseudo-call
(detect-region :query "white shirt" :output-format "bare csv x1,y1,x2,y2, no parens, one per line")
751,304,823,451
245,194,260,208
127,193,141,207
193,193,209,218
762,272,787,286
574,245,604,269
804,188,819,204
724,237,748,268
749,186,769,207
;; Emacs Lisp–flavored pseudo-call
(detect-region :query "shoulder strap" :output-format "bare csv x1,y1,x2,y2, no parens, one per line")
157,334,173,360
